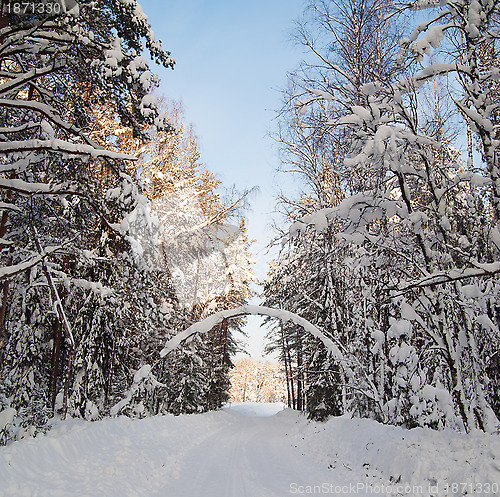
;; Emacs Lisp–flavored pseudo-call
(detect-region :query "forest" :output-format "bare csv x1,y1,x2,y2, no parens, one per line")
0,0,500,447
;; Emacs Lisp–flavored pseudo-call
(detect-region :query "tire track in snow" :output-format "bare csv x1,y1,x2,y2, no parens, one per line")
158,406,335,497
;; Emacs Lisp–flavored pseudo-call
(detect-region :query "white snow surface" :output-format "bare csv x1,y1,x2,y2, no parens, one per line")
0,403,499,497
226,401,285,417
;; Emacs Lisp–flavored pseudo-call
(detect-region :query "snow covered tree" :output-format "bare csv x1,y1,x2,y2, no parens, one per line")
282,0,500,432
0,0,254,441
265,0,403,421
86,99,256,417
0,0,176,438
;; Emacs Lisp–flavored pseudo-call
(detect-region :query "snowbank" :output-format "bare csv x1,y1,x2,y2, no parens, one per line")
286,413,500,496
0,411,226,497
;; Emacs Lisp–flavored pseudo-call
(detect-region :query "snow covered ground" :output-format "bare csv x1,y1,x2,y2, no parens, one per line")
0,403,499,496
287,413,500,496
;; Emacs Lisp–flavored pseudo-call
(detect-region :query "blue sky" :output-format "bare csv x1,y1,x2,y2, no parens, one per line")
140,0,307,359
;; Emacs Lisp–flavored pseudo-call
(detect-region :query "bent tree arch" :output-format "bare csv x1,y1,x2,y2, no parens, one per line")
160,305,350,371
112,305,384,418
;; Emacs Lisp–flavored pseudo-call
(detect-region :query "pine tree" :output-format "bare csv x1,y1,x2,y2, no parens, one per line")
0,0,175,438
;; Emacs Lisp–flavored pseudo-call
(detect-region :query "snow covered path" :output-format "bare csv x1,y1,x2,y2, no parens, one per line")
161,403,335,497
1,402,499,497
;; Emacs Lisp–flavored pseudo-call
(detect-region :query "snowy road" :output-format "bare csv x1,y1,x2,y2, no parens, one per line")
161,403,335,497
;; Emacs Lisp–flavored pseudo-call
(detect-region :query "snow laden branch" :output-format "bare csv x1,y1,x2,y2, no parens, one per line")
160,305,347,365
390,262,500,296
0,243,66,280
0,140,134,160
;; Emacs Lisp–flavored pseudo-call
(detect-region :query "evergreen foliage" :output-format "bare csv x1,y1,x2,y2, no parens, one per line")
0,1,254,444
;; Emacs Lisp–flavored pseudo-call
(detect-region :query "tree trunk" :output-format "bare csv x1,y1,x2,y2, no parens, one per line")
281,325,292,408
296,329,303,411
50,320,63,411
284,334,296,409
0,172,16,365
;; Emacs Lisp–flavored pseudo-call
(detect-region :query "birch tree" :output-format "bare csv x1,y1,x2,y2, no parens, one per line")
290,0,500,431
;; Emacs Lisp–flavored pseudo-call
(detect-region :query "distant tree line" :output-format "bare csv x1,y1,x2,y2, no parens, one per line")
229,358,287,403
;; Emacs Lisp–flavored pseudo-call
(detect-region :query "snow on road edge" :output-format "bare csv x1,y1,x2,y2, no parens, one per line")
286,413,500,495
